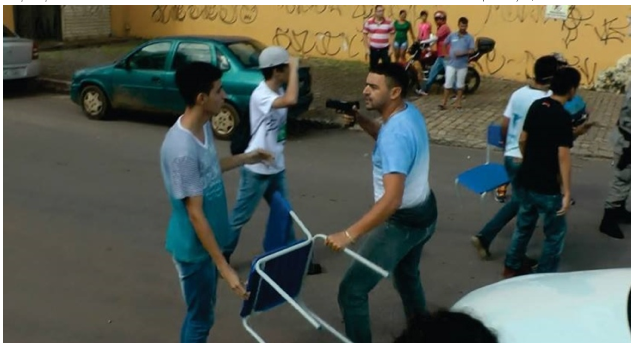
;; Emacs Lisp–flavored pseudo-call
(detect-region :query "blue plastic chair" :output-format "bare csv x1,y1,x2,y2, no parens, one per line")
240,192,389,343
455,123,510,213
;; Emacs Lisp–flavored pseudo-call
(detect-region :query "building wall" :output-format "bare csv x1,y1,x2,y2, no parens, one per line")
61,5,111,40
4,5,15,31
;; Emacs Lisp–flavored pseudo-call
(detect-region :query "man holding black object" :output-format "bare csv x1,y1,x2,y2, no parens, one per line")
325,63,437,342
599,84,631,239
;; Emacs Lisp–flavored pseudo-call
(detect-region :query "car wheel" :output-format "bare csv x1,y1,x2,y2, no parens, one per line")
212,103,239,141
81,85,110,120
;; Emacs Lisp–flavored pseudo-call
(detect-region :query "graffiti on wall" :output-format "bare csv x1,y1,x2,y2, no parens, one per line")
140,5,629,85
150,5,257,25
273,28,362,58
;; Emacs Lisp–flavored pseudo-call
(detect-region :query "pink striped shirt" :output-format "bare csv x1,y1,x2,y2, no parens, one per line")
363,17,395,49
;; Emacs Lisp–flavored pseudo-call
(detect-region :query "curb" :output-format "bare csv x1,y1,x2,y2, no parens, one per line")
37,78,71,94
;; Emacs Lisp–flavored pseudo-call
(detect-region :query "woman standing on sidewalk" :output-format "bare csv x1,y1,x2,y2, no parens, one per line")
394,10,416,64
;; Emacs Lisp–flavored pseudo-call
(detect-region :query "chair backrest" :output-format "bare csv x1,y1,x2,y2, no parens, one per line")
240,240,312,318
486,123,504,164
264,192,294,252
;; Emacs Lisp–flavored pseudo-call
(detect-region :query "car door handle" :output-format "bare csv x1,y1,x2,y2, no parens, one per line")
151,76,162,84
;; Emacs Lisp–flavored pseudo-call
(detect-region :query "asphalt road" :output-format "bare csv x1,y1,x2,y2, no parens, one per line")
3,90,631,343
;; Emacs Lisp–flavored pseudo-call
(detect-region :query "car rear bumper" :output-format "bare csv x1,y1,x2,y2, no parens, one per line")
3,60,40,80
288,92,314,118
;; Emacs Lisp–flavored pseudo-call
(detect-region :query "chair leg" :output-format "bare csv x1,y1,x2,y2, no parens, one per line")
455,179,463,209
243,316,266,343
297,301,352,343
479,192,487,220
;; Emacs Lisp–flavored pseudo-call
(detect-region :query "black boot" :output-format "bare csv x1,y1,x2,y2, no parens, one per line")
600,209,624,239
618,207,631,224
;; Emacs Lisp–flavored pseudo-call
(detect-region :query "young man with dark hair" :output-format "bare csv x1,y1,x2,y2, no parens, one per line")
327,63,438,342
439,16,474,110
224,46,322,274
395,310,498,343
470,55,559,259
503,67,580,278
160,62,273,342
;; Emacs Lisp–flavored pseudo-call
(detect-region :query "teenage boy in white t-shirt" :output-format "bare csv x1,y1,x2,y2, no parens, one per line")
224,46,322,275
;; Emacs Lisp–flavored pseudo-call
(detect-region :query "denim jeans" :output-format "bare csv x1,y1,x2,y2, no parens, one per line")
476,157,522,249
338,192,438,343
505,189,568,273
173,257,217,343
423,57,446,92
225,167,293,257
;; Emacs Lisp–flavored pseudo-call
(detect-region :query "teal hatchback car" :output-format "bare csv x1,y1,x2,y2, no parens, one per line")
70,36,313,140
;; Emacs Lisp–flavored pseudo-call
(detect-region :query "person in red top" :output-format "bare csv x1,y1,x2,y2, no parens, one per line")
421,10,451,94
363,5,395,70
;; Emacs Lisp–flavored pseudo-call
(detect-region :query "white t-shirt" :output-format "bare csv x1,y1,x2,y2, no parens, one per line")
504,86,553,159
244,81,287,175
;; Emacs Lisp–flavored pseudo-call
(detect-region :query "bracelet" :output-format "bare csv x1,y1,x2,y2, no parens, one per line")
344,230,356,244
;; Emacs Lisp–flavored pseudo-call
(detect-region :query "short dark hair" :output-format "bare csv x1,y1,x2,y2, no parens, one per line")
375,5,383,10
420,10,428,17
550,67,581,96
459,17,469,25
400,10,407,15
534,55,560,85
175,62,223,107
370,63,409,98
395,310,498,343
261,64,288,81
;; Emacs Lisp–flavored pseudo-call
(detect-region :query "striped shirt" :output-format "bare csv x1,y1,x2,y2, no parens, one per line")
363,17,395,49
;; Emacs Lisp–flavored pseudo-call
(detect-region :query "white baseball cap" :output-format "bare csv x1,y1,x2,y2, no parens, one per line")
259,46,290,69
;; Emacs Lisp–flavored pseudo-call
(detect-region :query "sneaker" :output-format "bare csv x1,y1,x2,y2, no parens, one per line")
502,264,533,279
470,236,491,260
307,263,323,275
522,256,538,271
415,89,428,96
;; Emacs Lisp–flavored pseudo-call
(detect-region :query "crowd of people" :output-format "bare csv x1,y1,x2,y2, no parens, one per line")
157,6,631,343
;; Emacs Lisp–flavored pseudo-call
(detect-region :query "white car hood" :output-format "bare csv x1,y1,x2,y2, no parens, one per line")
451,268,631,343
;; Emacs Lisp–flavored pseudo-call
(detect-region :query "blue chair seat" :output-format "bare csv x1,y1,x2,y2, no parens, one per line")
456,163,509,195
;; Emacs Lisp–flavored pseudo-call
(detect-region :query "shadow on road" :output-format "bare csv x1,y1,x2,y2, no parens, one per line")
3,80,46,99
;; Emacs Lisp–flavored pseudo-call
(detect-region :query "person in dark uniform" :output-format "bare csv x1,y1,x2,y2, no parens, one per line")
599,84,631,239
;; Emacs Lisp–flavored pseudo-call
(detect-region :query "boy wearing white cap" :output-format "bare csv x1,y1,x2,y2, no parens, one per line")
224,46,322,275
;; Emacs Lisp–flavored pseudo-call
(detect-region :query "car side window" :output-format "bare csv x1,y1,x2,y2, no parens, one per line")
128,42,172,71
172,43,212,71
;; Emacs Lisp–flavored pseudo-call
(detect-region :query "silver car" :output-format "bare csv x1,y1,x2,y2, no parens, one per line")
3,25,40,81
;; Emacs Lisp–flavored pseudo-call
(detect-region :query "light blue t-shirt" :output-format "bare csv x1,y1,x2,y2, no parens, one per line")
160,116,231,263
445,32,475,69
373,102,431,209
504,86,552,159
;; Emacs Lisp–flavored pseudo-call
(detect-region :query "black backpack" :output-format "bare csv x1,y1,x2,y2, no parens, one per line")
230,114,265,155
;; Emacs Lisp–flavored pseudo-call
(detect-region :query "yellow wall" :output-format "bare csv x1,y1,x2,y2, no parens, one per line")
4,5,15,31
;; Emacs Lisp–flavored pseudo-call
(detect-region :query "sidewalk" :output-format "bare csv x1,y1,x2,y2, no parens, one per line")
37,40,624,160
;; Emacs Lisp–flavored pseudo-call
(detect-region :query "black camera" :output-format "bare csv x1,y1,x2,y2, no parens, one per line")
326,99,360,113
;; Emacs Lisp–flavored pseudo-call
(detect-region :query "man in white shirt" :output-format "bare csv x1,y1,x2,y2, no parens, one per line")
224,46,322,274
470,55,559,260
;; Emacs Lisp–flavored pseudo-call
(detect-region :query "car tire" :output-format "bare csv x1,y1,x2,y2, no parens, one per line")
212,103,240,141
80,85,110,120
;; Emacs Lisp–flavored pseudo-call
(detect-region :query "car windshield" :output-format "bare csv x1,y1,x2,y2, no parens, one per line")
4,26,17,38
224,40,267,68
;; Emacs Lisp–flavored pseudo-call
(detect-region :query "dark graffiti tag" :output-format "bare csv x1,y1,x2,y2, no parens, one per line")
272,28,361,58
150,5,258,25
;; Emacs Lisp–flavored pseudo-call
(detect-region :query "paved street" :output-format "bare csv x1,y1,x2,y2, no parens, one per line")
3,91,631,343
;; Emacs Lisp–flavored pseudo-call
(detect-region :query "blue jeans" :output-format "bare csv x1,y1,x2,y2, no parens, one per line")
505,189,568,273
225,167,293,257
423,57,446,92
476,157,522,248
173,257,217,343
338,192,437,343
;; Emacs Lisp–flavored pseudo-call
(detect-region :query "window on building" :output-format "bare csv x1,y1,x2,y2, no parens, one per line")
128,42,172,71
172,43,212,71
